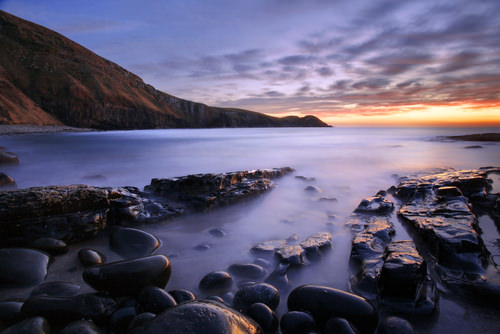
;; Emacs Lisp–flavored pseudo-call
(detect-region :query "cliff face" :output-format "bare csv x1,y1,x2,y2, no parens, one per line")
0,11,329,129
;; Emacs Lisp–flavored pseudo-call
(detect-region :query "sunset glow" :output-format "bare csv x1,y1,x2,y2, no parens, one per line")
2,0,499,127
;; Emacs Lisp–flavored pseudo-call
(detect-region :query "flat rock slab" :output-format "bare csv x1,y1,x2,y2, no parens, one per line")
0,248,49,287
145,167,294,210
128,300,262,334
276,245,305,265
354,195,394,214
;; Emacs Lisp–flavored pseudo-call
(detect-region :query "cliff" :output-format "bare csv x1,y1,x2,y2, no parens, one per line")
0,10,329,129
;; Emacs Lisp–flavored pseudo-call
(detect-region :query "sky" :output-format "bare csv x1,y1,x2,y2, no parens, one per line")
1,0,500,126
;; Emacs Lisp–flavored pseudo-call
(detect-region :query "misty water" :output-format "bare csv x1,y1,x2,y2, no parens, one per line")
2,127,500,332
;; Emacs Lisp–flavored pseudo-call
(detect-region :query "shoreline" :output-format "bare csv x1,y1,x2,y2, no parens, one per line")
0,124,95,135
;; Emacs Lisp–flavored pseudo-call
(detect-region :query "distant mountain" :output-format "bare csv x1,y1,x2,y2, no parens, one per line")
0,11,329,129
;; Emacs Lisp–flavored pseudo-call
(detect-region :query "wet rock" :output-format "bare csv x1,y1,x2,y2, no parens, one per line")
199,271,233,295
233,283,280,313
0,150,19,165
295,176,316,182
206,295,225,303
254,258,272,269
354,195,394,214
128,299,262,334
287,285,378,334
30,281,81,297
60,320,103,334
78,248,104,267
145,168,294,210
209,228,226,237
247,302,278,333
264,269,289,290
0,173,16,189
29,237,68,255
435,186,464,198
21,293,117,325
0,248,49,287
128,312,156,331
375,316,415,334
168,289,196,304
82,255,171,297
109,227,160,259
0,316,49,334
276,245,305,265
300,232,332,257
0,185,110,246
319,196,338,202
280,311,318,334
251,240,287,256
0,301,23,326
379,241,426,299
323,317,359,334
228,263,266,280
109,306,136,333
304,185,322,193
194,243,212,251
136,286,177,314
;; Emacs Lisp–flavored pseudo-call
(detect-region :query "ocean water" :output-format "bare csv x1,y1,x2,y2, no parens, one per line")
1,127,500,332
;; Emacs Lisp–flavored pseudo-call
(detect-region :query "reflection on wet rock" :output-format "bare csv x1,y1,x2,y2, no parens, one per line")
0,248,49,287
128,300,262,334
109,226,160,259
228,263,266,280
280,311,318,334
198,271,233,295
78,248,105,267
136,286,177,314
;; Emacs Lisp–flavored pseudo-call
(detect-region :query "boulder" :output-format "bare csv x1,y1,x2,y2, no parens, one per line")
0,316,49,334
21,293,117,325
168,289,197,304
59,320,104,334
30,281,81,297
82,255,171,296
323,317,360,334
128,300,262,334
276,245,305,265
228,263,266,280
199,271,233,295
280,311,318,334
29,237,68,255
0,248,49,287
109,227,160,259
287,285,378,334
233,283,280,313
136,286,177,314
246,302,278,333
108,307,136,333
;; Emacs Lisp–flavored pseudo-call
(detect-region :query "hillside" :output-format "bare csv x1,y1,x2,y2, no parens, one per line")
0,10,328,129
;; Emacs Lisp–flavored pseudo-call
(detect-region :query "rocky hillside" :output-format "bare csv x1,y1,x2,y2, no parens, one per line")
0,10,328,129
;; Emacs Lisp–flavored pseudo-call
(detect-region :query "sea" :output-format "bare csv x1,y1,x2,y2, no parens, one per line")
2,127,500,332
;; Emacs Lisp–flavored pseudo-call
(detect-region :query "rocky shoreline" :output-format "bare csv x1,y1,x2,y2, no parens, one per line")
0,125,95,136
0,166,499,333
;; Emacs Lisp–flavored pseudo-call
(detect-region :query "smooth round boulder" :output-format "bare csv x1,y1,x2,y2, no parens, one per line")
0,248,50,287
168,289,196,304
30,237,68,255
128,300,262,334
228,263,266,280
199,271,233,295
375,317,415,334
109,227,160,259
128,312,156,331
60,320,103,334
233,283,280,313
323,317,360,334
136,286,177,314
0,301,23,326
109,306,136,333
287,285,377,334
82,255,171,296
21,293,117,325
247,302,278,333
280,311,317,334
0,316,49,334
78,248,104,267
30,281,81,297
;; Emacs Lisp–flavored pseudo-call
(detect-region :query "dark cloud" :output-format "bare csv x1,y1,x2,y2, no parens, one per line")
366,52,435,75
278,55,317,66
352,78,390,90
433,51,482,74
316,66,334,77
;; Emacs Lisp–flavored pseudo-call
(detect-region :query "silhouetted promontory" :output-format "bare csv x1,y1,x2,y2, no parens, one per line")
0,10,329,129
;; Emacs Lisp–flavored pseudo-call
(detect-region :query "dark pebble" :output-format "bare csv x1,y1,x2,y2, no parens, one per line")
60,319,103,334
0,248,49,287
233,283,280,313
323,317,359,334
247,302,279,333
199,271,233,295
109,227,160,259
208,228,226,237
78,248,104,267
0,301,23,326
168,289,196,304
228,263,266,279
375,316,415,334
0,316,49,334
136,286,177,314
280,311,318,334
128,312,156,331
29,237,68,255
109,306,136,333
30,281,81,297
82,255,171,297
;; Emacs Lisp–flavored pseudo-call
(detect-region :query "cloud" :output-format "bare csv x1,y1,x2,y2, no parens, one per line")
315,66,334,77
278,55,317,66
